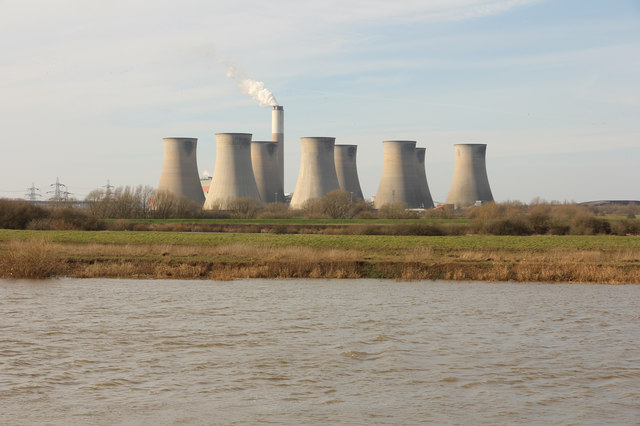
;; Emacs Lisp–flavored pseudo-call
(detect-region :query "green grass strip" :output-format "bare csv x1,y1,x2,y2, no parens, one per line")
1,229,639,251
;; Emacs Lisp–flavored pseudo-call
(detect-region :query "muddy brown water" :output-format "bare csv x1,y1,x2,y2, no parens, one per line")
1,279,638,424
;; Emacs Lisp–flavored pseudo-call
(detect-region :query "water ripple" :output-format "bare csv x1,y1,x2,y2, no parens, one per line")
0,278,639,424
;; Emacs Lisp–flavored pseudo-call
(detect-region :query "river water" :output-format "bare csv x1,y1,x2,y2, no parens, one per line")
1,279,638,425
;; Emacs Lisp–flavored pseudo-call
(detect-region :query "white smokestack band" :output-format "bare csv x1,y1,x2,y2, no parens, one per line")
272,106,284,192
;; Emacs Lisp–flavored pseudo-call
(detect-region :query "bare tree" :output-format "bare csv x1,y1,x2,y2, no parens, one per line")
226,198,262,219
152,190,200,219
320,190,352,219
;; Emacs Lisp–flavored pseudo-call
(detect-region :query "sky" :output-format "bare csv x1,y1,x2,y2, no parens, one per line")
1,0,639,203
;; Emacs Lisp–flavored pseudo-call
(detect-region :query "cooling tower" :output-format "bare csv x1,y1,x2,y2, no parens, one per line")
203,133,261,210
289,137,340,209
157,137,205,205
415,147,435,209
334,144,364,201
251,141,284,203
272,106,284,191
446,144,494,209
375,140,422,209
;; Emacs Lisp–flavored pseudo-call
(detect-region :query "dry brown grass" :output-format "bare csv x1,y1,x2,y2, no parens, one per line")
1,239,639,283
0,239,67,279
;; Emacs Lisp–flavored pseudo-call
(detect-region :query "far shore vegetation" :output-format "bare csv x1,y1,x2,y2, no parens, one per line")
0,187,638,283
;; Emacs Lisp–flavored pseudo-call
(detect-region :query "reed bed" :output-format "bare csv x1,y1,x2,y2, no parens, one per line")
1,234,638,283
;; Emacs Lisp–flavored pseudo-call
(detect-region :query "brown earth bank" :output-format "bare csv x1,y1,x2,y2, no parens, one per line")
1,239,638,284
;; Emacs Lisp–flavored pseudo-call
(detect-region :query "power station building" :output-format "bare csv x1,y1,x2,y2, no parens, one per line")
157,105,498,212
203,133,261,210
157,137,205,205
289,137,341,209
446,143,494,209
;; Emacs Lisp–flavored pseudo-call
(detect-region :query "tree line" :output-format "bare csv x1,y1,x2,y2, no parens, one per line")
0,186,638,235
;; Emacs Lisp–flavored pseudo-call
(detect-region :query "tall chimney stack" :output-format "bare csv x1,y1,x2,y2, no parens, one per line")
272,106,284,192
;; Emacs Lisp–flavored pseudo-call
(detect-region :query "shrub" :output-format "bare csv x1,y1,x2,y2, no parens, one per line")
389,223,445,236
611,219,640,236
483,219,534,236
298,198,327,219
549,203,591,221
320,190,352,219
548,220,571,235
353,209,376,219
466,201,526,221
0,239,65,279
570,214,611,235
0,199,49,229
225,198,262,219
439,222,470,236
85,185,156,219
49,207,103,231
422,206,457,219
105,220,134,231
378,202,414,219
349,199,375,219
152,190,201,219
257,203,292,219
201,208,231,219
528,204,552,234
26,218,53,230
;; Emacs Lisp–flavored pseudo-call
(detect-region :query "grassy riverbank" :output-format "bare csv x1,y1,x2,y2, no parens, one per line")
0,230,638,283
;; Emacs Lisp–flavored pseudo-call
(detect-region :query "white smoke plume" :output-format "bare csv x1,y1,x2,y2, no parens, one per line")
226,65,278,107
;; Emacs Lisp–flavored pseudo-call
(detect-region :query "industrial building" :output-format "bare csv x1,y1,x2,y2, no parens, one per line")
414,147,435,209
375,140,424,209
157,103,497,211
272,106,284,194
203,133,261,210
334,144,364,201
446,144,494,209
157,137,205,205
251,141,283,203
289,137,341,209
